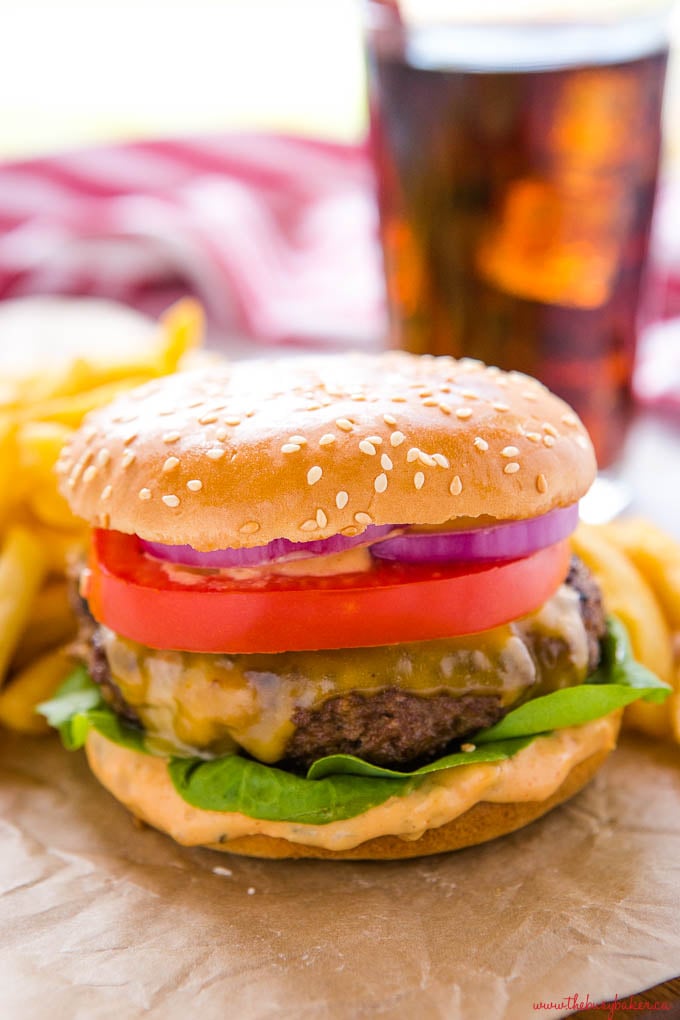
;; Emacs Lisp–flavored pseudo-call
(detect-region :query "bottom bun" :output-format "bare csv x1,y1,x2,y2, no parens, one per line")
85,714,620,860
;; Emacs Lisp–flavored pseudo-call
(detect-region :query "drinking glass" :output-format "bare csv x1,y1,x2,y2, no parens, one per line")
364,0,672,471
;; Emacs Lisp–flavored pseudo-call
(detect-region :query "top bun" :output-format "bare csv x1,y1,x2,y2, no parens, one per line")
58,353,596,551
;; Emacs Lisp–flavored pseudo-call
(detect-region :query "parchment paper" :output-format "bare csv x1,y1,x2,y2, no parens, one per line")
0,729,678,1020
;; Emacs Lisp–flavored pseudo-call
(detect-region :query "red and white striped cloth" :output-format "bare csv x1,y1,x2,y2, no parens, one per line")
0,131,679,408
0,133,385,347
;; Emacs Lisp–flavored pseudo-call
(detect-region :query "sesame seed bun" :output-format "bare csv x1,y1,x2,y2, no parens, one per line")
84,714,619,860
59,353,595,550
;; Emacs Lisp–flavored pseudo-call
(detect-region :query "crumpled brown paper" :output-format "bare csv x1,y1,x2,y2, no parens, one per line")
0,730,678,1019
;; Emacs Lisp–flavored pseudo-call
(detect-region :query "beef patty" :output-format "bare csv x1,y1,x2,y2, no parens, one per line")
76,555,605,770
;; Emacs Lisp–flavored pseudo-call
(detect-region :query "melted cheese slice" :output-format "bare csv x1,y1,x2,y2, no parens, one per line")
100,584,589,763
85,714,618,852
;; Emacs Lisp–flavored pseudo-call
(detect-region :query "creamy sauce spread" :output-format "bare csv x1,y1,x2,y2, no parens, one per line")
159,545,374,586
85,715,619,851
100,583,589,764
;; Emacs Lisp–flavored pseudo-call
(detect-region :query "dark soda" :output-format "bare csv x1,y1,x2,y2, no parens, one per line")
366,7,668,466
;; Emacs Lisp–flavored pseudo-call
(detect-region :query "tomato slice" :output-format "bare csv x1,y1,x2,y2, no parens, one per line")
85,530,571,654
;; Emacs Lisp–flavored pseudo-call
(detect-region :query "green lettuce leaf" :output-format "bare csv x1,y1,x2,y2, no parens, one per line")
168,755,420,825
38,616,671,823
306,737,533,780
38,666,147,754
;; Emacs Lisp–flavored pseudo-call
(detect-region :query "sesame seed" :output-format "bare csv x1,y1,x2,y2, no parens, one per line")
316,508,328,528
342,526,360,537
319,433,335,446
542,422,558,437
99,512,111,529
504,462,520,474
473,437,489,452
124,431,138,446
493,402,510,413
289,435,307,445
374,473,388,494
414,471,425,490
101,485,112,501
450,475,463,496
307,403,322,411
536,474,548,493
336,418,353,432
162,495,180,508
225,416,241,426
526,432,542,443
163,431,180,444
96,448,110,468
366,435,383,445
216,428,228,441
383,414,397,426
522,391,538,402
422,398,438,407
336,491,349,510
381,454,393,471
139,488,152,501
307,466,323,485
461,390,479,400
432,454,450,468
83,465,97,483
561,413,578,427
390,431,405,447
206,448,225,461
354,512,373,526
407,447,420,463
187,479,203,492
418,451,436,467
439,403,452,415
199,413,218,425
455,407,473,420
543,435,555,448
240,521,260,534
163,457,180,473
390,396,407,403
575,435,590,449
187,399,204,409
501,446,520,458
359,440,377,456
300,519,318,532
281,443,301,454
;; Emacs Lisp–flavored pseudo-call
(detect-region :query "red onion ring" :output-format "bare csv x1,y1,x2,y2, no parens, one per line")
140,525,395,569
370,505,579,563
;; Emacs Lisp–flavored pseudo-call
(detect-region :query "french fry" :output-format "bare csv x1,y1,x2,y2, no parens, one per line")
600,519,680,631
0,415,17,528
159,297,204,372
0,527,47,686
25,521,87,576
11,582,77,672
571,523,674,683
20,375,154,427
571,523,676,740
0,648,76,735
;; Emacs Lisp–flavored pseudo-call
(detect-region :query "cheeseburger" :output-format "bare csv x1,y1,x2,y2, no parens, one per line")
45,353,668,859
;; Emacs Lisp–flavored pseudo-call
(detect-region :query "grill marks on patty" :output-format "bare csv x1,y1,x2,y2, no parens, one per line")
77,556,606,770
